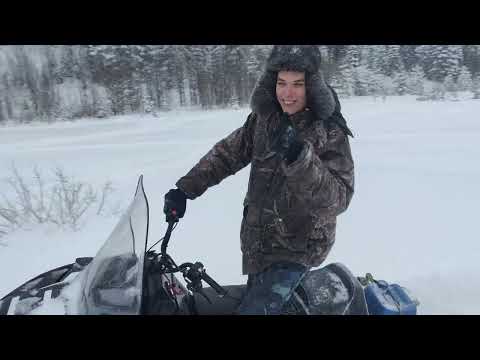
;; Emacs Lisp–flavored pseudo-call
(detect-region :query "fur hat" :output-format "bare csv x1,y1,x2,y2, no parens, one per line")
250,45,336,122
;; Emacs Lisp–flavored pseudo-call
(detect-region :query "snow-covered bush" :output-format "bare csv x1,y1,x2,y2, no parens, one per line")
0,166,116,235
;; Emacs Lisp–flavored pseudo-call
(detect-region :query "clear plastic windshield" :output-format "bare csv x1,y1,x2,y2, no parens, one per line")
78,176,149,315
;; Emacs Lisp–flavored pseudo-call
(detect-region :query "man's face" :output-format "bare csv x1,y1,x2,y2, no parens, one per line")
276,70,307,115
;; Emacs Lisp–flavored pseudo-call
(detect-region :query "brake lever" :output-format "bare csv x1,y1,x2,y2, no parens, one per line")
198,265,228,298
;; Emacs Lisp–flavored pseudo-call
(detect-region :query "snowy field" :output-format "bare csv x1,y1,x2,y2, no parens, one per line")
1,95,479,315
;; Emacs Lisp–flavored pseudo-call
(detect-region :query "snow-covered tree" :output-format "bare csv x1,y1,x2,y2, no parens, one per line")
384,45,403,77
407,65,426,95
0,99,5,123
90,84,112,118
400,45,418,71
456,66,473,91
462,45,480,78
393,63,409,95
443,74,458,100
363,45,386,71
472,75,480,99
336,60,355,97
38,64,55,119
58,46,80,81
191,45,214,108
1,73,13,119
329,73,344,96
2,44,480,122
415,45,434,78
427,45,463,82
246,45,271,94
139,82,155,114
432,81,446,101
224,45,249,105
354,65,376,96
212,45,231,107
345,45,361,69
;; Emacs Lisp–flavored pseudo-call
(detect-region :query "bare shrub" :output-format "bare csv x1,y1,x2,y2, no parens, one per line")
0,165,116,236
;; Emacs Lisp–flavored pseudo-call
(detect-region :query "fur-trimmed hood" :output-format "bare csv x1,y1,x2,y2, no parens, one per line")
250,45,336,122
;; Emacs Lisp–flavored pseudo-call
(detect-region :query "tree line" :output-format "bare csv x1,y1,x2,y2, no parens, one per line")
1,45,479,123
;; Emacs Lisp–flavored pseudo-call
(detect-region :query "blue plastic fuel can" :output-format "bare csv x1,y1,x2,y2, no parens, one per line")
364,278,418,315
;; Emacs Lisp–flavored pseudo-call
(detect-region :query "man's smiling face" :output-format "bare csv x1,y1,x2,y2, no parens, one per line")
276,70,307,115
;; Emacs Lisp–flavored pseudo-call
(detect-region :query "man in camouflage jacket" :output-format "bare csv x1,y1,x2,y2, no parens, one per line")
163,45,354,314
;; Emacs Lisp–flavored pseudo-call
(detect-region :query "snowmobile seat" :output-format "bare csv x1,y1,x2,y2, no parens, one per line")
192,284,246,315
300,263,369,315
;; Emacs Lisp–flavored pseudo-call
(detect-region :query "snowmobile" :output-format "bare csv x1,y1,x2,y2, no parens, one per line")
0,176,419,315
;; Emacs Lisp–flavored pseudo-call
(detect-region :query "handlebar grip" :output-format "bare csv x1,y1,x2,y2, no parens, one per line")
201,271,227,297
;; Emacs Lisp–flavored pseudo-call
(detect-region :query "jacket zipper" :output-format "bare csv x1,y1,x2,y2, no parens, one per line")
258,156,282,246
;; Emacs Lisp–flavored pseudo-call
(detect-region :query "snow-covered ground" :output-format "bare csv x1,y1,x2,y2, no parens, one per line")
1,95,480,314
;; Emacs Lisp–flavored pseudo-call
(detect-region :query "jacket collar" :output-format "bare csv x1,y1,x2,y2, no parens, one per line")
288,108,316,131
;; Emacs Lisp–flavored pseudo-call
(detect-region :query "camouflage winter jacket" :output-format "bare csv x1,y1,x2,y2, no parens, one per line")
176,105,354,275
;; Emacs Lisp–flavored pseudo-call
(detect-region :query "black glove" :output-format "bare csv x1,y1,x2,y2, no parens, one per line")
163,188,187,222
284,135,304,165
271,112,304,165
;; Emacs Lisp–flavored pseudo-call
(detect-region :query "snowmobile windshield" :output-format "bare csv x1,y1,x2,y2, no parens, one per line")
78,176,149,315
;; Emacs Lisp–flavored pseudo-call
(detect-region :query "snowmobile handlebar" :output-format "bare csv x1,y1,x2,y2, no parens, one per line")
160,220,176,255
154,219,228,298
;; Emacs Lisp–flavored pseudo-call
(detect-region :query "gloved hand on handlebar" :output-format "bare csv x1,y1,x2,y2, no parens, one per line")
163,188,187,222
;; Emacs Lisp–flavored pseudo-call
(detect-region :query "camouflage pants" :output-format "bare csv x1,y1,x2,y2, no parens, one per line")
236,262,308,315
